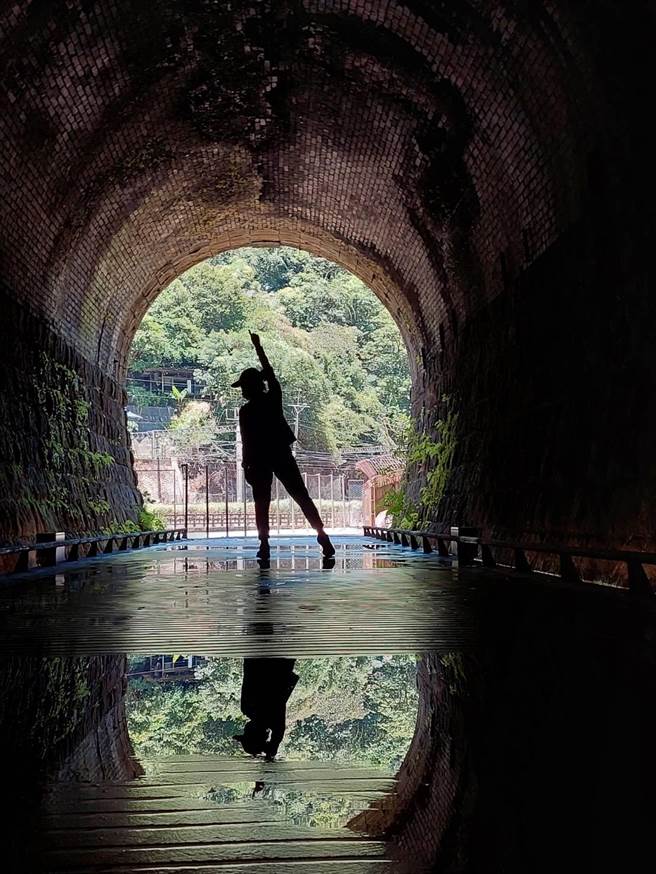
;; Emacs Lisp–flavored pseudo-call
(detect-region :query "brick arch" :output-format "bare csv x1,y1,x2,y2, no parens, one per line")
0,1,653,546
114,227,421,385
0,0,587,369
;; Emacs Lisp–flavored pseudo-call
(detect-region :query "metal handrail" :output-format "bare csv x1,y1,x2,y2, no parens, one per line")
363,525,655,596
0,527,187,573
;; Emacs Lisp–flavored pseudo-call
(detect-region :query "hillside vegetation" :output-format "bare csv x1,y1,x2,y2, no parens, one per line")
130,248,411,453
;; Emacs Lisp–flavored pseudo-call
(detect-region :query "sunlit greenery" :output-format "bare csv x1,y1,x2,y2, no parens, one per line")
382,399,459,527
127,655,418,772
130,248,411,452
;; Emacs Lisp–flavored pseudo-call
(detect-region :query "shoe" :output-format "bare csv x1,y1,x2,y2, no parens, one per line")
317,532,335,557
257,540,270,560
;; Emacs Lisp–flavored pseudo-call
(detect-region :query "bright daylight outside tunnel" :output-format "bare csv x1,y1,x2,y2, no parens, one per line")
0,2,655,873
126,247,412,536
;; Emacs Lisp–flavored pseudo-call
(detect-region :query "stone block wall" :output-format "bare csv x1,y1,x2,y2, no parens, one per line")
410,211,656,551
0,287,140,546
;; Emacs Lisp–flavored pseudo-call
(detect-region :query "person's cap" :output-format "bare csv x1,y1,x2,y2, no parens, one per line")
231,367,264,389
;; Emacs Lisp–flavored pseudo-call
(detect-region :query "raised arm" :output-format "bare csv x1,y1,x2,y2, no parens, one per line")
250,332,281,398
249,332,272,374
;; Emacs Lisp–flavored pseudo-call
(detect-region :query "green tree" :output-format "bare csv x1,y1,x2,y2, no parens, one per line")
180,261,254,334
277,271,381,334
361,316,411,414
130,280,203,370
197,330,337,451
168,400,224,459
130,247,412,453
212,247,312,292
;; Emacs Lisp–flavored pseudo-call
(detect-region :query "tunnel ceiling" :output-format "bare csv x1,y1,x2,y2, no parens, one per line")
0,0,612,378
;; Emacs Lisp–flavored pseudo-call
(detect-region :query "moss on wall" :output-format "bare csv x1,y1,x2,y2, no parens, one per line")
0,287,141,544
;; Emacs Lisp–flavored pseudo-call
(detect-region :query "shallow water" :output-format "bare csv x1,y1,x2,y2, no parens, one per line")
1,535,654,873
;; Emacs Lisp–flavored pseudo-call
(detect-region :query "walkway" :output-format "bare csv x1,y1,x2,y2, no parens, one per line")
0,535,477,657
43,758,394,873
2,535,655,873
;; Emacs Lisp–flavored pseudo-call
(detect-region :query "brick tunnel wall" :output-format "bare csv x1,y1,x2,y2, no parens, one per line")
0,2,654,546
351,582,656,872
0,288,140,542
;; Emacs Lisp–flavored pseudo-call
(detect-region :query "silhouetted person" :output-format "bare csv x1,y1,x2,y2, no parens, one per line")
233,658,299,760
232,332,335,561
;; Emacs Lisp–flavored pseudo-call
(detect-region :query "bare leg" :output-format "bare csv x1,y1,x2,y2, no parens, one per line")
273,453,334,555
244,465,273,556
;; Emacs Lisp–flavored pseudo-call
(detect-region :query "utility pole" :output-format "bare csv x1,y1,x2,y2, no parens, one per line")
234,408,243,502
289,400,308,457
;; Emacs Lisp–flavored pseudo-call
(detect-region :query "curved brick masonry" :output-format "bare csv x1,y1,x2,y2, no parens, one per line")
351,582,656,871
0,2,654,553
0,654,140,782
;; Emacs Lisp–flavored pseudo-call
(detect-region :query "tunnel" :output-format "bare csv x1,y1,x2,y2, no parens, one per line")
2,0,654,551
1,2,655,872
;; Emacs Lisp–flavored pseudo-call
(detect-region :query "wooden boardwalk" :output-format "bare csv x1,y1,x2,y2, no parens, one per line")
41,757,402,873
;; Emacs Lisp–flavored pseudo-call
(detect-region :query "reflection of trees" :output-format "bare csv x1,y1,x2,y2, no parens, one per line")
127,659,243,757
127,656,418,770
205,783,367,830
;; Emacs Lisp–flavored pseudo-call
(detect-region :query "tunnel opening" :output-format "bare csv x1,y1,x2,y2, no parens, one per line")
125,245,412,535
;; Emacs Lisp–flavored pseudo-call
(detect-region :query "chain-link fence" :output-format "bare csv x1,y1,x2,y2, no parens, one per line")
135,461,364,534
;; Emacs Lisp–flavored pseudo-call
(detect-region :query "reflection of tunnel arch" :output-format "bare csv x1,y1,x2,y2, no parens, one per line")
0,3,654,553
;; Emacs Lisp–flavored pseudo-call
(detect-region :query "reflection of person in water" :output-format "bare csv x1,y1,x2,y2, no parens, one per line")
233,658,299,761
232,332,335,562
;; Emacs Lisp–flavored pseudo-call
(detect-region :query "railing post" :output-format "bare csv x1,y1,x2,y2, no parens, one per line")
205,465,210,539
422,535,433,554
514,548,531,573
225,464,230,538
184,463,189,536
437,537,450,557
67,543,80,562
559,553,581,584
36,532,65,567
481,544,496,568
15,550,30,572
457,538,478,566
627,558,652,596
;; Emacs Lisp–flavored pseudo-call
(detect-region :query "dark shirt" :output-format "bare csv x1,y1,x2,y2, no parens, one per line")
241,658,299,759
239,366,296,466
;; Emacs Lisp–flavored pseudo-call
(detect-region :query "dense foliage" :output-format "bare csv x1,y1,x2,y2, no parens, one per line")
127,655,418,772
382,398,458,527
130,248,411,453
